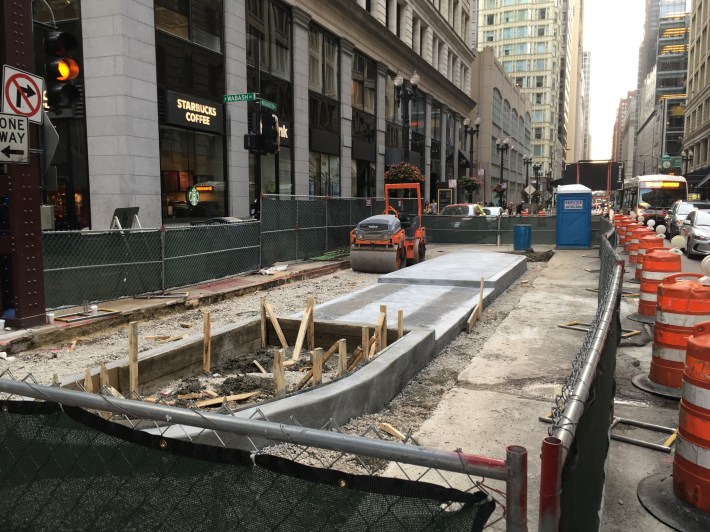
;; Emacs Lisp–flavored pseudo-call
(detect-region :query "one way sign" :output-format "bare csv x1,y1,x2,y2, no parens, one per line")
0,113,29,163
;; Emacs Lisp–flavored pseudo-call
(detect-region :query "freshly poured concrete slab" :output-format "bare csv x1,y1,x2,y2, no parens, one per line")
380,250,526,289
293,250,526,343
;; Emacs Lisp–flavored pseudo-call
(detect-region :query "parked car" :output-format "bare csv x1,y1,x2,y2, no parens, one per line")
439,204,485,217
664,200,710,238
680,209,710,259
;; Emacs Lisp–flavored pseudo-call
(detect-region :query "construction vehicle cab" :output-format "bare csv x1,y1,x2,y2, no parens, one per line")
349,182,426,273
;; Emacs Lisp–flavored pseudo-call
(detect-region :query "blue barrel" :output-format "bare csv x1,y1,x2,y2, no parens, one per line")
514,224,532,251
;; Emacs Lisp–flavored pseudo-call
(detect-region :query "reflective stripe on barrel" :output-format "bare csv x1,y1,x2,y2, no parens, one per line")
629,227,652,267
674,321,710,511
636,235,667,281
638,250,682,317
650,274,708,388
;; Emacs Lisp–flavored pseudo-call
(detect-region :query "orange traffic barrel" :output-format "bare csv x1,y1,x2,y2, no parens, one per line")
650,273,709,389
628,226,652,269
635,234,667,282
629,249,682,324
623,223,643,254
614,216,630,246
674,321,710,511
537,209,545,216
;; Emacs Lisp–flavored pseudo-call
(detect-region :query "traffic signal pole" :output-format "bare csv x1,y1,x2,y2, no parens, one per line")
0,1,47,327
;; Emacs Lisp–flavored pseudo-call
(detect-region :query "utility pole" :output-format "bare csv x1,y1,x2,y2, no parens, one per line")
0,1,46,327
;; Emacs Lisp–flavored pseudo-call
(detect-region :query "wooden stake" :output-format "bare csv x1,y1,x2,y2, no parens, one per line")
380,305,388,348
263,299,288,350
466,304,480,333
374,312,386,353
478,276,485,320
295,340,343,390
307,296,315,350
361,326,369,361
84,368,93,393
312,348,323,386
128,321,138,395
338,339,347,377
291,306,312,361
253,360,267,374
202,311,211,373
99,362,109,389
260,297,267,348
52,374,59,386
398,309,404,339
273,349,286,396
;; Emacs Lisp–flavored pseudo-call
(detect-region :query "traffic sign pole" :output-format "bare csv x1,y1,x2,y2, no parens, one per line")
0,1,47,327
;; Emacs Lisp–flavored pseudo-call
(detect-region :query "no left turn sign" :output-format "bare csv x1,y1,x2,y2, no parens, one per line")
2,65,44,124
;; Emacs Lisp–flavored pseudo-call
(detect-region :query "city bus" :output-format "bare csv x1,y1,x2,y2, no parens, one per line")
610,174,688,226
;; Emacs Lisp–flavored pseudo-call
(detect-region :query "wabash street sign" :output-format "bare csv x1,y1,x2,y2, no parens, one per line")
0,112,29,163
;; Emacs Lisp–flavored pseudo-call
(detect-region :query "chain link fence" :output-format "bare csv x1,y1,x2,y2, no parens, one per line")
0,377,532,531
539,218,623,531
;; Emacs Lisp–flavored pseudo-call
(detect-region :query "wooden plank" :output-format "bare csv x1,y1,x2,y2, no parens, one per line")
177,392,202,400
128,321,138,395
312,348,323,386
307,296,315,350
202,311,211,373
263,299,288,349
478,276,485,320
99,362,109,389
378,422,407,441
145,335,171,341
202,389,219,398
466,303,480,334
84,368,93,393
291,306,312,361
260,297,267,348
338,338,347,377
346,346,363,372
380,305,388,348
273,349,286,396
398,309,404,339
194,391,260,408
253,360,267,374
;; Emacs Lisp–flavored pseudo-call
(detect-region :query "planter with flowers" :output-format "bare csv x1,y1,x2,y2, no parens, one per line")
384,162,425,184
459,175,484,203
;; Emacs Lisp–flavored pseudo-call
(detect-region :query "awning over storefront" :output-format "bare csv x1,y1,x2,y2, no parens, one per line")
457,149,470,168
696,172,710,188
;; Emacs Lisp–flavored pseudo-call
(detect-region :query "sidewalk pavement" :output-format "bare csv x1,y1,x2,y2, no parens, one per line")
0,243,675,529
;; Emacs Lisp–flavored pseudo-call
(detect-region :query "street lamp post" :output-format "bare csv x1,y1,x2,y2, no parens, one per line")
496,137,510,206
464,116,481,199
682,148,694,176
394,71,420,163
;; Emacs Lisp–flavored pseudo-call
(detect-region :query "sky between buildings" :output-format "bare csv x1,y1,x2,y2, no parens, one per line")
584,0,645,160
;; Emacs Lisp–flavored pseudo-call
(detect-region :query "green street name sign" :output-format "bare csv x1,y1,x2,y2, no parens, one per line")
223,93,258,103
260,99,277,112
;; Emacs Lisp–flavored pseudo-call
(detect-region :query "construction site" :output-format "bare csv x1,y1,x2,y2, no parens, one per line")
2,204,710,530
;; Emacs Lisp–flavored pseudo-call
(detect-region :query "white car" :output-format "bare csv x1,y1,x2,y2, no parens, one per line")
483,207,503,218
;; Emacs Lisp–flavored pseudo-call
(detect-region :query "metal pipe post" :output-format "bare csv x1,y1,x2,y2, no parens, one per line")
538,436,563,532
506,445,528,532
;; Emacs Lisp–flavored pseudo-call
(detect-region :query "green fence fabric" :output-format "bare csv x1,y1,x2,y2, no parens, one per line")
0,401,494,531
164,222,260,289
423,215,499,244
43,230,163,309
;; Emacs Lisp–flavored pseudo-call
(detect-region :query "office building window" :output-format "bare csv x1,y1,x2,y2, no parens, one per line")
309,25,339,99
352,53,376,114
486,14,494,25
156,0,222,53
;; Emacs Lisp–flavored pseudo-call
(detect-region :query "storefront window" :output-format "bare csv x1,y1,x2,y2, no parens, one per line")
160,126,225,222
309,152,340,196
156,0,222,53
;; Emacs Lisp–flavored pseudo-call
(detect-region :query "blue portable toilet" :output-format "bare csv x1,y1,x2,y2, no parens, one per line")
556,184,592,249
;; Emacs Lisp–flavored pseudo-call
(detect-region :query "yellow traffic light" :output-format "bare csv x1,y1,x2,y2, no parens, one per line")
55,58,80,81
